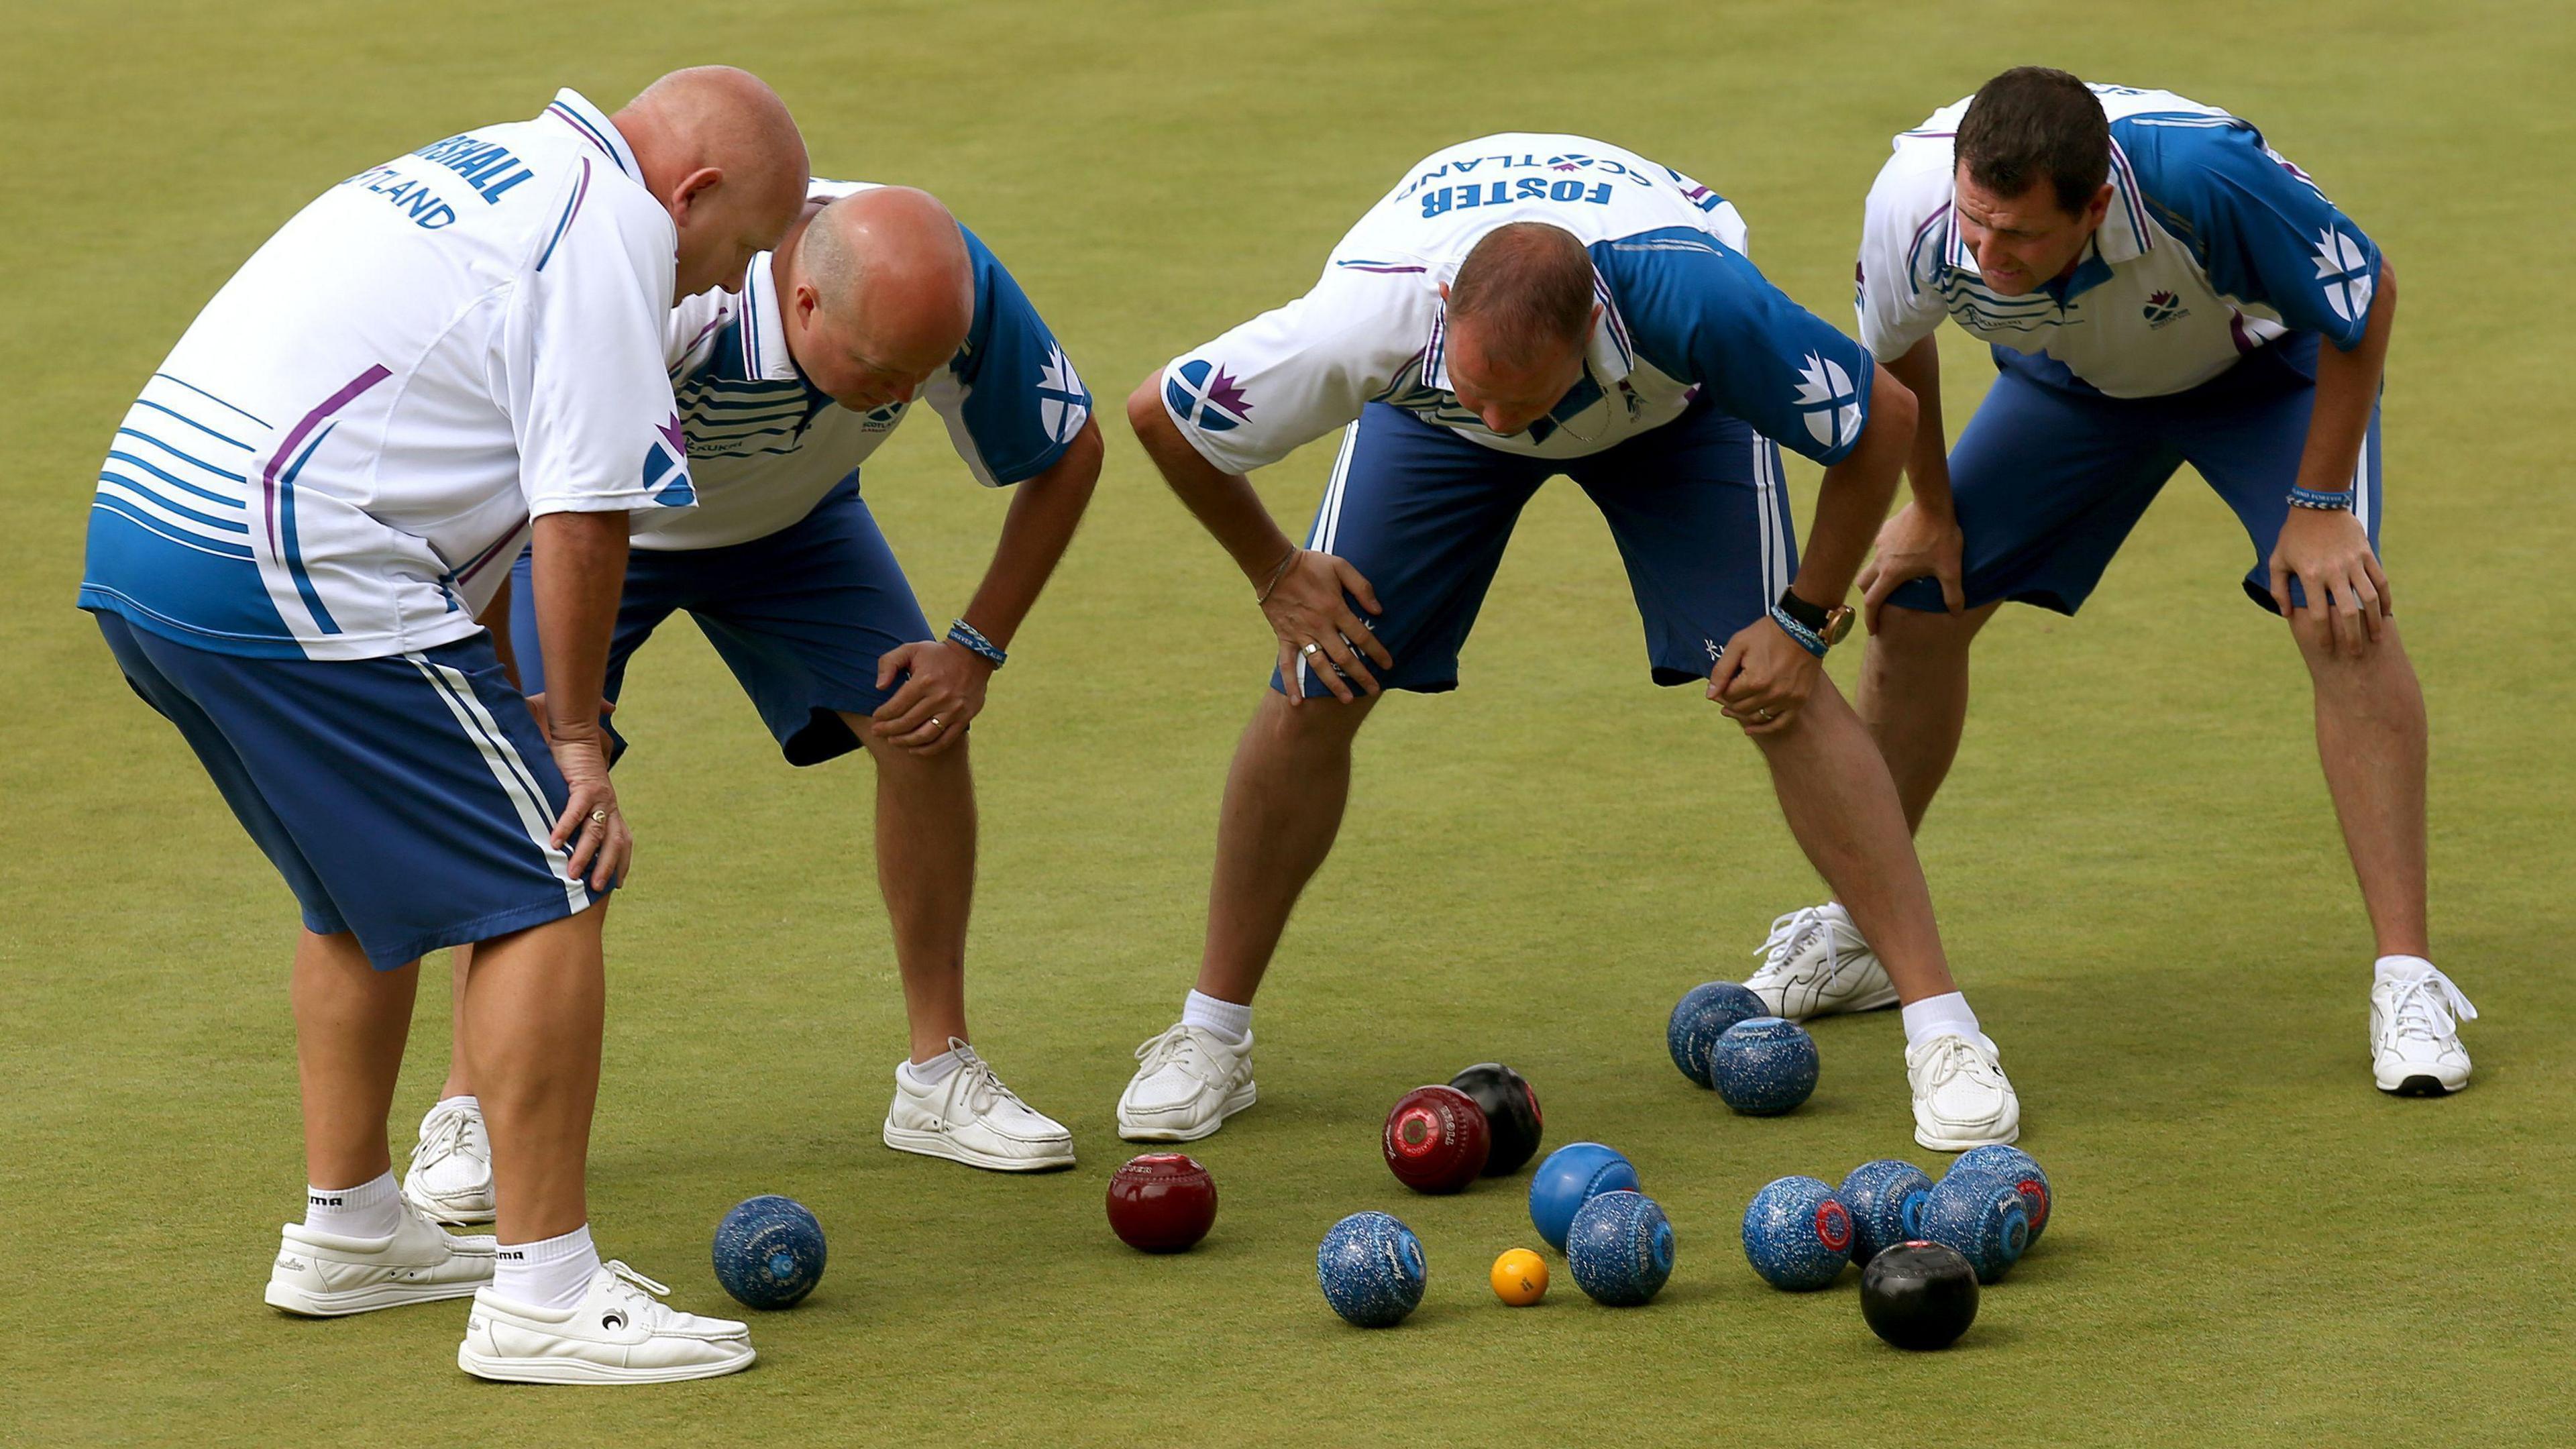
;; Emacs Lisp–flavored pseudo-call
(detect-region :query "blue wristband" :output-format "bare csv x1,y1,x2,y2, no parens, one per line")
2288,486,2355,512
1768,604,1829,658
946,619,1006,669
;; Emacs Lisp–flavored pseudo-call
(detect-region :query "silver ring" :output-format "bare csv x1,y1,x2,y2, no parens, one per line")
929,716,943,729
1756,709,1774,722
1300,642,1322,657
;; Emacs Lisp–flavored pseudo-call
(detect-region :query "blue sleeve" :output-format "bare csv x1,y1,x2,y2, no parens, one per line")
1590,229,1874,466
934,227,1092,486
2116,116,2381,350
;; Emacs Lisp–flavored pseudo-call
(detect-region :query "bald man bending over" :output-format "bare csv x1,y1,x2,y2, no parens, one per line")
80,69,806,1383
404,182,1100,1192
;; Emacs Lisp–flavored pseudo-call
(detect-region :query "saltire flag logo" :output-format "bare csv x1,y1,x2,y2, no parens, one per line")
1792,352,1861,450
2312,230,2374,324
1165,357,1252,433
1036,344,1090,444
643,413,694,506
2142,290,2185,327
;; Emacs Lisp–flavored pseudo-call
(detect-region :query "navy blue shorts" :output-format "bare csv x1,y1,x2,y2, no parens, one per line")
511,476,932,766
1278,401,1797,697
95,612,602,971
1886,339,2384,618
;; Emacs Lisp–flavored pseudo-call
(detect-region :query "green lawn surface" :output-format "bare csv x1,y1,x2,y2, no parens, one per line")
3,1,2571,1443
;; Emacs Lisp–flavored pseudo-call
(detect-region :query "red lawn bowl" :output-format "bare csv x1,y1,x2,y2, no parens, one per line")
1381,1084,1492,1193
1106,1153,1218,1252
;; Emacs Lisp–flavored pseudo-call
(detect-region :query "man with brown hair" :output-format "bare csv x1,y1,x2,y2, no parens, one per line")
1120,133,2024,1152
1749,69,2471,1098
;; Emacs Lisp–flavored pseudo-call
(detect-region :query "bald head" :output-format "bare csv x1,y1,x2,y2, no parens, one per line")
1442,222,1600,435
780,187,975,413
613,66,810,299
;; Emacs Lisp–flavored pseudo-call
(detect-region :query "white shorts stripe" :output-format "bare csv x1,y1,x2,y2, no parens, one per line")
2350,429,2373,535
1313,420,1359,553
405,653,588,916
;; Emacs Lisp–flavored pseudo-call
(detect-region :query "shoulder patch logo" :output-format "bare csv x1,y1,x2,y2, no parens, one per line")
2142,290,2188,328
643,413,694,506
1036,344,1090,444
1792,352,1862,451
2312,229,2374,324
1165,358,1252,434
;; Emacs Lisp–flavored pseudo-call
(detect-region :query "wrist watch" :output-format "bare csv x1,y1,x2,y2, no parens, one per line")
1776,588,1855,648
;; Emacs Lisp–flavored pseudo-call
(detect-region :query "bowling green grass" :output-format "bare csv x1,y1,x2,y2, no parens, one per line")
3,1,2571,1442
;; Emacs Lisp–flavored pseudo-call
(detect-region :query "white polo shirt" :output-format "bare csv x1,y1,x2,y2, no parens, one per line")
80,89,692,660
1856,84,2381,397
1159,133,1879,476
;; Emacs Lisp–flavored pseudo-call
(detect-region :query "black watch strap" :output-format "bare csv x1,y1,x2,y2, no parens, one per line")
1775,588,1831,632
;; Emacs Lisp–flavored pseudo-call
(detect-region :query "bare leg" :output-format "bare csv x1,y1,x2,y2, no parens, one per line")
2291,615,2430,955
458,903,607,1245
437,945,474,1100
1750,678,1957,1004
1195,689,1379,1004
1853,602,2002,833
843,712,979,1063
292,930,420,1189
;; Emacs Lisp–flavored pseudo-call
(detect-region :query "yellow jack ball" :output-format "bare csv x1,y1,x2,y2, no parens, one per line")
1491,1247,1548,1305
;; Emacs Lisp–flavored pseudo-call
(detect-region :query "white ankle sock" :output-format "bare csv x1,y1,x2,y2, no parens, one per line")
305,1169,401,1238
901,1048,963,1087
2375,954,2436,984
1183,989,1252,1044
495,1224,600,1311
1900,991,1982,1049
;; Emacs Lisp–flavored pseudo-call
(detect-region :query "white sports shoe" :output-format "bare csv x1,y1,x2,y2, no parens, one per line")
458,1260,755,1385
2371,966,2477,1096
881,1039,1076,1171
1907,1032,2021,1152
264,1201,496,1316
402,1097,495,1226
1116,1023,1257,1142
1746,903,1896,1020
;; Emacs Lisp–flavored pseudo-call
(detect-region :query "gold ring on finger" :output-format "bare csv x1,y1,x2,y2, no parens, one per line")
589,807,610,824
1300,642,1322,657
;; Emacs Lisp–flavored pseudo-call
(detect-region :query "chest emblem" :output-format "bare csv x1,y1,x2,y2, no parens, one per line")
2143,290,2189,329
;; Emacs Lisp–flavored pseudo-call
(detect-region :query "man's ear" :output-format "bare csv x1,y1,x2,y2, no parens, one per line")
668,166,724,224
2085,181,2114,227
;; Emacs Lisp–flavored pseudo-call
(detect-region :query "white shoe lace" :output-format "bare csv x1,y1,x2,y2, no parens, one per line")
1132,1024,1218,1081
1752,906,1842,983
2385,970,2477,1046
409,1101,478,1174
1913,1034,2001,1091
935,1038,1026,1120
598,1261,677,1326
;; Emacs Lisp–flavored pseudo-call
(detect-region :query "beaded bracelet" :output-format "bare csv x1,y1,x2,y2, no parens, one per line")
2288,486,2355,512
947,619,1006,669
1768,604,1829,658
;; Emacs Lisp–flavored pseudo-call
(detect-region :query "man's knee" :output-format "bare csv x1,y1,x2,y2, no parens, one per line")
1248,686,1376,754
1871,600,1996,659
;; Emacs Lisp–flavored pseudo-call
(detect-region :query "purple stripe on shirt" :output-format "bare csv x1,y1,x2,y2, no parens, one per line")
262,365,390,555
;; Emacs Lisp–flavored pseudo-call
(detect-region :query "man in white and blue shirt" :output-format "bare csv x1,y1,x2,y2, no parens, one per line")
405,180,1100,1179
1120,133,2023,1154
78,70,809,1384
1747,69,2472,1098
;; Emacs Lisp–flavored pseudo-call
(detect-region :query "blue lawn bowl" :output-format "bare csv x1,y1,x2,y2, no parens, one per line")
1564,1191,1675,1307
1707,1017,1819,1116
1916,1169,2030,1284
1741,1175,1854,1291
1666,981,1768,1087
1317,1212,1426,1328
1836,1159,1935,1267
1527,1142,1642,1252
712,1195,826,1309
1953,1144,2053,1247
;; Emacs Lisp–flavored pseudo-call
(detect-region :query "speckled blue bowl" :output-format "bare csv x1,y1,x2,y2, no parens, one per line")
1565,1191,1674,1306
1527,1142,1641,1252
712,1194,826,1309
1952,1144,2053,1247
1917,1169,2029,1284
1666,981,1768,1087
1317,1211,1426,1328
1709,1017,1819,1115
1835,1158,1935,1266
1741,1175,1853,1291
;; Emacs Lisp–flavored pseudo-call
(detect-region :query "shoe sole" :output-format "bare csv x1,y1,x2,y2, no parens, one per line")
2377,1073,2466,1097
1117,1082,1258,1143
1914,1122,2021,1152
266,1277,488,1317
458,1344,756,1385
402,1189,496,1228
881,1122,1077,1172
1752,979,1900,1022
